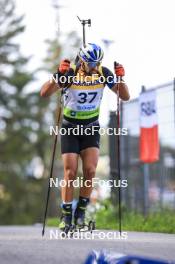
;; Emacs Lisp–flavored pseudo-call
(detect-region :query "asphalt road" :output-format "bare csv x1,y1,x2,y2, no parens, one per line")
0,226,175,264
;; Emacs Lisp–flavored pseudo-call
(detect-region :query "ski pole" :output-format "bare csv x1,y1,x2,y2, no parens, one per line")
42,93,63,237
77,16,91,48
114,61,122,235
75,17,91,65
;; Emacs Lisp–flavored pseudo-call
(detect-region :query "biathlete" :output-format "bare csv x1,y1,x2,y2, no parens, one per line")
40,43,130,232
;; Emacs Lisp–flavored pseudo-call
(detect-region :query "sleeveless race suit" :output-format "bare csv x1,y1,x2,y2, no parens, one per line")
55,65,116,154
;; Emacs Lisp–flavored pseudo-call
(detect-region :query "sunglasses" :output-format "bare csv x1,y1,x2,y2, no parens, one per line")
86,62,99,68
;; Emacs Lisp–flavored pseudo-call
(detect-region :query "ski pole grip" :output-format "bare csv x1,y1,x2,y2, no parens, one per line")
114,61,121,83
114,61,119,69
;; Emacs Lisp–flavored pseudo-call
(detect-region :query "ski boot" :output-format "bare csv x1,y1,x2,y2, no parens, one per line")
74,205,96,233
74,197,89,229
59,204,72,234
74,205,86,228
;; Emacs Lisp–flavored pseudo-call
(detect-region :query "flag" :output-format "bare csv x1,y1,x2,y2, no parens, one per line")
139,90,159,163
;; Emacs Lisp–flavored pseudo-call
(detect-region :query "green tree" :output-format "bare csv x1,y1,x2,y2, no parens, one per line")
0,0,51,224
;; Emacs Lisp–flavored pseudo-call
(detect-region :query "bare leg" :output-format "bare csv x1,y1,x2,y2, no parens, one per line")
61,153,79,203
80,147,99,198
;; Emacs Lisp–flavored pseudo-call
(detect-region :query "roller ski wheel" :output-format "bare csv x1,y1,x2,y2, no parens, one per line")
74,220,96,233
60,224,75,238
88,220,96,233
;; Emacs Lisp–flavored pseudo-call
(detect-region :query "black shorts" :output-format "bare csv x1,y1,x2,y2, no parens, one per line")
60,120,100,154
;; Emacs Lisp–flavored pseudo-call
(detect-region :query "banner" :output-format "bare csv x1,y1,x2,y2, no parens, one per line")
139,90,159,163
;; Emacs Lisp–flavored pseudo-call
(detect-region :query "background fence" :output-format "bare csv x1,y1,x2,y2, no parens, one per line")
109,80,175,215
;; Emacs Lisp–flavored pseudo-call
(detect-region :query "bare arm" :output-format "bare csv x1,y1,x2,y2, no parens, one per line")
111,83,130,101
40,80,60,97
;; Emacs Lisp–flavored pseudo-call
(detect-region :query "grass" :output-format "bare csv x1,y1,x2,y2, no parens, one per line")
95,210,175,233
47,202,175,234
